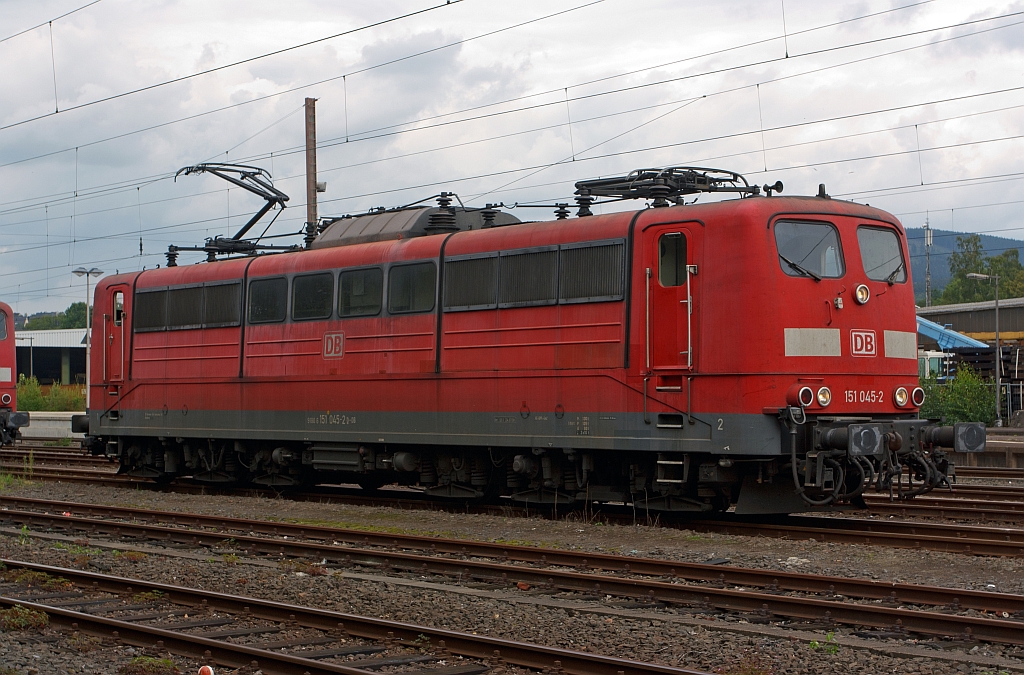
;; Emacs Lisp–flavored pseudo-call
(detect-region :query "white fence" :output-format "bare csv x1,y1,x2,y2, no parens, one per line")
19,411,85,440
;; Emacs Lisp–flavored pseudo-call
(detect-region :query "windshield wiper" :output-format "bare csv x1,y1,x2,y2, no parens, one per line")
886,262,904,285
779,254,821,281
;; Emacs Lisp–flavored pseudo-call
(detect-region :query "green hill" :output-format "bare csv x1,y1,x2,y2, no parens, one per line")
905,228,1024,302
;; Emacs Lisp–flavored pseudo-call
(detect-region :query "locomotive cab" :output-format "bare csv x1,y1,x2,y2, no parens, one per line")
756,203,983,509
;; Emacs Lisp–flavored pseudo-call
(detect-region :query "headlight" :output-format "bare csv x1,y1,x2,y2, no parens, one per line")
911,387,925,407
0,393,10,405
855,284,870,304
894,387,909,407
817,387,831,407
798,386,814,407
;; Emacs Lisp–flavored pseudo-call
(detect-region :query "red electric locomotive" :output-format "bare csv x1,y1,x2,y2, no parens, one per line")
77,166,984,512
0,301,28,446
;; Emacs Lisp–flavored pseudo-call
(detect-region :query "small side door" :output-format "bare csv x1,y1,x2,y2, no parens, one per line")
104,286,127,383
644,224,698,373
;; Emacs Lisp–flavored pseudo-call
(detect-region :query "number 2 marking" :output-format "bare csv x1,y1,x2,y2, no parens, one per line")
717,419,724,431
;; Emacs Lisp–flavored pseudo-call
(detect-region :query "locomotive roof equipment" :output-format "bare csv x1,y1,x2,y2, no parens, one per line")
166,163,293,266
574,166,783,210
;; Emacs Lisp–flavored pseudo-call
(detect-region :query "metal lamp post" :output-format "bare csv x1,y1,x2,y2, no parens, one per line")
72,267,103,409
967,272,1001,426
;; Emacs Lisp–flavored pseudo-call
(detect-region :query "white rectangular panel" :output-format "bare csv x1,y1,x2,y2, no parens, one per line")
0,367,10,383
784,328,841,357
884,330,918,359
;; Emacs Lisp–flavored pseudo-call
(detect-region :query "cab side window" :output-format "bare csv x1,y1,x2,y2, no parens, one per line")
388,262,436,314
659,233,687,287
0,311,7,340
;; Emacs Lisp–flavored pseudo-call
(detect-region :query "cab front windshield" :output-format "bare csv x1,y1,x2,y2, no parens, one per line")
774,220,844,279
858,226,906,283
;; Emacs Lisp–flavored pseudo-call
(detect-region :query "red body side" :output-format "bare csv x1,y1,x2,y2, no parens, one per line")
87,196,918,450
0,302,15,412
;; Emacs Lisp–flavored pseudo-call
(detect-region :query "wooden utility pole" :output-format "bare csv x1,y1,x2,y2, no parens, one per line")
304,97,318,247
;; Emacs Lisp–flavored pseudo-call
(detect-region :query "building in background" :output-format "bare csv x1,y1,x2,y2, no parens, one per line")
14,329,87,385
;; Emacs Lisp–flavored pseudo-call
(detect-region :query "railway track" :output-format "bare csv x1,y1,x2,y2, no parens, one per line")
862,496,1024,523
2,496,1023,646
0,559,699,675
5,455,1024,552
957,466,1024,479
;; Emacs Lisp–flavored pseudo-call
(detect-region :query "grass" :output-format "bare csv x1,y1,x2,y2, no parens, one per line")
282,516,460,539
0,471,31,492
223,553,240,565
114,550,148,563
809,632,840,655
1,568,74,591
53,541,102,556
489,536,569,549
132,590,165,603
0,604,49,630
117,657,180,675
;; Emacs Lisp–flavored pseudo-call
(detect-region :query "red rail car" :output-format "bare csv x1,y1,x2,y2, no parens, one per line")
78,167,983,512
0,301,28,445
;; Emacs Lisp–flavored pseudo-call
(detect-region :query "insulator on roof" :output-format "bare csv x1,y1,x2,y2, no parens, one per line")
426,193,458,233
481,205,498,228
575,190,594,217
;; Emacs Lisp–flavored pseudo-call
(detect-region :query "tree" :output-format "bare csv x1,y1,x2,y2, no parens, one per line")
23,314,59,330
934,235,1024,304
21,302,92,330
60,302,89,329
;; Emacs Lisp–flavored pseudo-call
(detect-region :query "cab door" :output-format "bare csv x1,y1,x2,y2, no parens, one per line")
643,224,699,375
104,287,127,383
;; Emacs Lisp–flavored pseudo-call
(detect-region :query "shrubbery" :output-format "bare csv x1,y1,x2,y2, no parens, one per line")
15,375,85,412
919,364,995,426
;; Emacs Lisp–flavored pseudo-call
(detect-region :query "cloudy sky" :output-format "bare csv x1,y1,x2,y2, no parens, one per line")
1,0,1022,314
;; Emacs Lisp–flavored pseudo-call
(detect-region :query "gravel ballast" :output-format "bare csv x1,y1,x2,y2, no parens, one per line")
1,480,1023,674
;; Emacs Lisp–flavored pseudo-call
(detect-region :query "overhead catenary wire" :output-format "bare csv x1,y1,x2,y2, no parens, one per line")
0,0,469,133
0,0,950,172
6,11,1023,221
3,93,1024,252
0,0,104,44
4,5,1019,294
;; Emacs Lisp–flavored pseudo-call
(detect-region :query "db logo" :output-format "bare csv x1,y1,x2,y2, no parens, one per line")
851,330,876,357
322,331,345,359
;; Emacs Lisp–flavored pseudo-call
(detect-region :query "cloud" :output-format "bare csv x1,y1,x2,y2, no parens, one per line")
0,0,1022,311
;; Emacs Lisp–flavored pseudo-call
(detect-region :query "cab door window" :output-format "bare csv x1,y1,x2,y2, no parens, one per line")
0,311,6,340
659,233,687,286
113,292,124,326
